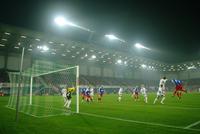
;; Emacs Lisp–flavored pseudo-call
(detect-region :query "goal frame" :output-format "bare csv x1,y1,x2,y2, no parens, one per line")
29,65,79,113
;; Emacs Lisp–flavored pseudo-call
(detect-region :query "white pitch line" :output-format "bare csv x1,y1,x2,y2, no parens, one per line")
5,105,200,132
6,105,71,118
37,113,69,118
105,103,200,110
6,106,40,118
80,112,200,132
184,120,200,129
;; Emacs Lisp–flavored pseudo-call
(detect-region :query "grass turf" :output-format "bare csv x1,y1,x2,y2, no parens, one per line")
0,92,200,134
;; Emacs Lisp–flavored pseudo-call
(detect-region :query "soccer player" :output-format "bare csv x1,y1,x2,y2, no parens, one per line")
153,85,166,104
118,86,123,102
140,84,148,103
159,76,167,91
172,79,187,100
80,87,86,103
132,86,140,101
85,87,91,102
64,88,72,109
97,86,104,102
90,86,94,102
61,86,67,106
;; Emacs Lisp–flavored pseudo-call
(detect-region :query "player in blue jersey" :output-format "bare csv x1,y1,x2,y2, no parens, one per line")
98,86,104,102
85,87,91,102
172,79,187,100
80,87,86,103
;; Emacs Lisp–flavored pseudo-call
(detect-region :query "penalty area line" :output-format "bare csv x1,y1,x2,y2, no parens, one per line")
184,120,200,129
80,112,200,132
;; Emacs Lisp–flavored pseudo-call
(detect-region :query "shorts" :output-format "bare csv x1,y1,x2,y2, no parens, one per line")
157,90,165,97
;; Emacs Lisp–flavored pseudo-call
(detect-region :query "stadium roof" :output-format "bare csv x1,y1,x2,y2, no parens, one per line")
1,23,200,73
1,0,200,64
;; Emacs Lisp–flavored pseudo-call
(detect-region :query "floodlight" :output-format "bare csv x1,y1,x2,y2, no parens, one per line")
54,16,92,32
54,16,67,26
141,64,147,68
37,45,49,51
91,55,96,59
105,34,118,40
117,59,122,64
187,66,196,70
105,34,126,42
135,43,145,49
134,43,150,50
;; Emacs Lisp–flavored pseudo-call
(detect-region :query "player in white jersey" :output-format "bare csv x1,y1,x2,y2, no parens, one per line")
153,84,166,104
159,77,167,91
118,87,123,102
61,88,67,106
140,84,148,103
90,86,94,101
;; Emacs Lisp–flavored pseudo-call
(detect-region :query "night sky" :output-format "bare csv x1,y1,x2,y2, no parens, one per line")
0,0,200,63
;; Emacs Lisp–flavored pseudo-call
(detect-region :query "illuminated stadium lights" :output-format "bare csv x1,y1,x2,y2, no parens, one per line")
54,16,93,32
187,65,196,70
54,16,67,26
20,35,26,38
141,64,147,68
60,43,64,46
35,38,40,41
49,41,53,44
67,50,71,53
134,43,150,50
0,44,5,47
2,38,7,41
51,52,56,55
124,61,127,64
105,34,118,40
85,53,88,57
37,45,49,51
72,55,75,58
62,54,66,56
117,59,122,64
18,42,21,46
5,32,10,35
105,34,125,43
28,48,32,51
14,46,19,49
91,55,96,59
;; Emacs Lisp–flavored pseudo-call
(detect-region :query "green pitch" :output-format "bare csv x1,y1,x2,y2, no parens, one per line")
0,93,200,134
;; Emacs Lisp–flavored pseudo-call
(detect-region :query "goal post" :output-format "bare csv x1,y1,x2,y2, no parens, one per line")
8,65,80,117
76,66,79,113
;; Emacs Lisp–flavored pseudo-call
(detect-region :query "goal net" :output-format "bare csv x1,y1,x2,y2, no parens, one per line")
7,65,79,117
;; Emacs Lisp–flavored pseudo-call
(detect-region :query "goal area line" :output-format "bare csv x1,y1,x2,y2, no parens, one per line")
5,105,70,118
5,105,200,132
